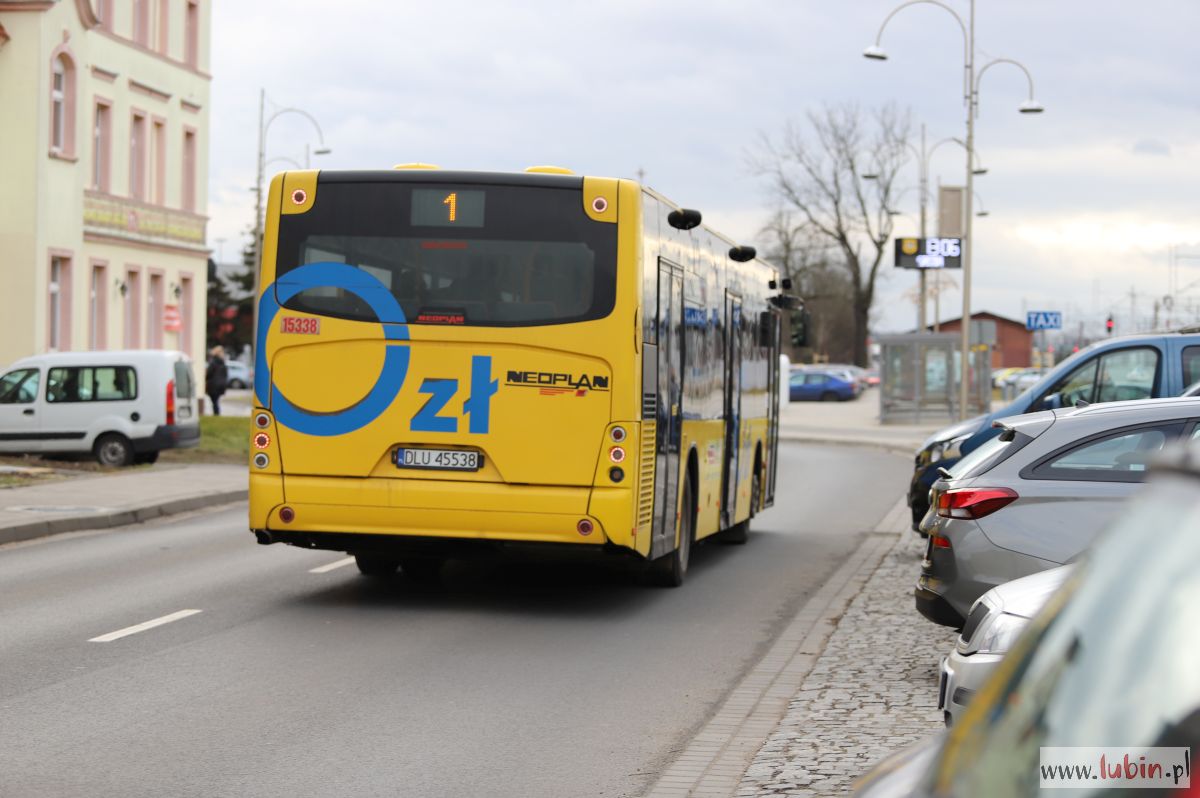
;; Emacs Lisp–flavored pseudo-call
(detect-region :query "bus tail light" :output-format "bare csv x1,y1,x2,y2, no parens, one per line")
577,519,594,536
610,426,627,443
253,453,270,469
609,446,626,464
253,432,271,449
254,413,271,429
937,487,1018,520
166,379,176,426
279,506,295,524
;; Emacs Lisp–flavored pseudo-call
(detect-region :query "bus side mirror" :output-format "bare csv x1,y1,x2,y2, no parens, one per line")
730,246,756,263
667,209,702,231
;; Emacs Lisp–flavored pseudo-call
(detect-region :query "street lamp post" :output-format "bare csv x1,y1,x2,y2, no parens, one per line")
250,89,332,355
868,125,985,332
864,0,1043,419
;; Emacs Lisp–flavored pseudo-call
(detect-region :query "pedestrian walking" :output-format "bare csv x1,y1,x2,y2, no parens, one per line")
206,345,228,416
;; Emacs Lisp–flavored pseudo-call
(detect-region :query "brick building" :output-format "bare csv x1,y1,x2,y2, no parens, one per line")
931,311,1033,368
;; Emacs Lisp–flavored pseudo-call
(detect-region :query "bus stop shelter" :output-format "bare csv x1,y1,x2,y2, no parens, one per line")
878,333,991,424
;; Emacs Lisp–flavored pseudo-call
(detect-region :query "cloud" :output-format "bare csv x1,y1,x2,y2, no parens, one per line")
1132,138,1172,156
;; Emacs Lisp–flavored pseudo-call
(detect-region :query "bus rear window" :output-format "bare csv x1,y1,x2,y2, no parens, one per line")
274,182,617,327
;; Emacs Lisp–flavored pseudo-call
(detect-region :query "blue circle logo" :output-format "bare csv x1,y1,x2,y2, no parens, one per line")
254,262,409,436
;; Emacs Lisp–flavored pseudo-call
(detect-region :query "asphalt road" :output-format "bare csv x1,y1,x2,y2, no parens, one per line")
0,443,908,798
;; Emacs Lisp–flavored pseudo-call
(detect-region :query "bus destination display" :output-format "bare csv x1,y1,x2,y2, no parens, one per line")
411,188,485,228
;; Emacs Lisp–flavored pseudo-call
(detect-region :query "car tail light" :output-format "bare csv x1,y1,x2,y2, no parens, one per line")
936,487,1018,520
166,379,176,426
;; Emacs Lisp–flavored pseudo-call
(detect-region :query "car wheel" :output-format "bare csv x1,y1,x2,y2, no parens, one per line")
354,553,399,577
399,557,444,584
134,451,160,465
648,479,694,587
821,391,838,402
94,433,134,467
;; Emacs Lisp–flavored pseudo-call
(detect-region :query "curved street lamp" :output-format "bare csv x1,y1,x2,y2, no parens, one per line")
864,0,1043,419
250,90,333,349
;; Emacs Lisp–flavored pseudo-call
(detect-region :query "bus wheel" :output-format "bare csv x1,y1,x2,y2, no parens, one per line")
649,480,694,587
400,557,444,584
354,553,400,577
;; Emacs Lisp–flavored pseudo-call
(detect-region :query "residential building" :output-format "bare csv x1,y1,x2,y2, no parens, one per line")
0,0,210,370
931,312,1034,368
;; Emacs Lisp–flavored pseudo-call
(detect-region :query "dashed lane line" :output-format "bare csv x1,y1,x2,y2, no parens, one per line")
88,609,203,643
308,557,355,574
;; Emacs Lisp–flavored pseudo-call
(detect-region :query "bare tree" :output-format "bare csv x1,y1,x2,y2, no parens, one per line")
753,104,911,366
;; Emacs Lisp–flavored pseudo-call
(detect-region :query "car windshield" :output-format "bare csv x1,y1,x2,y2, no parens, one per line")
926,472,1200,796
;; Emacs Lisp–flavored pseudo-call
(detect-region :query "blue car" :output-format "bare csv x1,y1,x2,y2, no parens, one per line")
907,331,1200,529
789,369,857,401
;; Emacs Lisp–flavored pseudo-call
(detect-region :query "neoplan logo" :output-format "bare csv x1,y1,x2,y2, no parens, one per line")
506,371,610,391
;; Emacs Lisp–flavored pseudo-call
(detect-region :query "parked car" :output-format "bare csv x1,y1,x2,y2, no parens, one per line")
789,369,859,401
857,442,1200,797
1006,367,1047,397
226,360,253,390
0,350,200,466
937,565,1072,726
907,331,1200,529
915,396,1200,628
864,369,880,387
989,366,1022,390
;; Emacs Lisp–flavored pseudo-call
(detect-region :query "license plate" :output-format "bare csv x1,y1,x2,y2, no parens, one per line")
394,448,481,471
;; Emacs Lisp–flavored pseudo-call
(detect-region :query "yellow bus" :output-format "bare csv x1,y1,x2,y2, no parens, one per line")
248,166,787,586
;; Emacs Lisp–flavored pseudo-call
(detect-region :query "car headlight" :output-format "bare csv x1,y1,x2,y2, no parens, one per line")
967,611,1027,655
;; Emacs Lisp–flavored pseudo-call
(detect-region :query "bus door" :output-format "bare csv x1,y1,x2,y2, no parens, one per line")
651,260,684,557
765,311,780,505
721,294,742,527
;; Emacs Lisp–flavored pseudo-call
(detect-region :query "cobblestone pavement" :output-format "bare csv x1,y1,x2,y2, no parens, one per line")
736,527,957,796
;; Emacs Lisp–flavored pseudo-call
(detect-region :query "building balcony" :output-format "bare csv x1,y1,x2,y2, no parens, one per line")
83,191,208,254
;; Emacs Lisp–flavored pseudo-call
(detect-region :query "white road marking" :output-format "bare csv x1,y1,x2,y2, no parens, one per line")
308,556,355,574
89,609,203,643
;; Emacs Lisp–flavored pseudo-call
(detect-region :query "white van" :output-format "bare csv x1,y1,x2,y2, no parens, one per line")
0,350,200,466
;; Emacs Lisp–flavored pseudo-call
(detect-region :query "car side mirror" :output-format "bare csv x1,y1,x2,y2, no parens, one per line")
1037,391,1063,411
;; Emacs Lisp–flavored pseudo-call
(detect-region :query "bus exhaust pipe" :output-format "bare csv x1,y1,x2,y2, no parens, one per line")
254,530,275,545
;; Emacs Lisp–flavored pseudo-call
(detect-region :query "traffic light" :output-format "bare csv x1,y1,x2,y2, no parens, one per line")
1105,315,1114,335
790,308,811,348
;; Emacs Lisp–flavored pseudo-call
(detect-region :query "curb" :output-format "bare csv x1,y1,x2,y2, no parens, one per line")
779,433,919,457
640,497,908,798
0,488,248,547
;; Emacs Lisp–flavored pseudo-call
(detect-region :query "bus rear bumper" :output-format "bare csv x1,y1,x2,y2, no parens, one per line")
252,475,637,553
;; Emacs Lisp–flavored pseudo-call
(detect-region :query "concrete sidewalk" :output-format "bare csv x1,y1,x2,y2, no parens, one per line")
0,464,246,546
779,390,942,456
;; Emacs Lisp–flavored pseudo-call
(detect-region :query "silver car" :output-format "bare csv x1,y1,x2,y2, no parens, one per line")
915,397,1200,627
937,565,1071,726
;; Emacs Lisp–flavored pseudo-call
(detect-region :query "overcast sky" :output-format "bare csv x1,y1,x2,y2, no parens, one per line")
207,1,1200,337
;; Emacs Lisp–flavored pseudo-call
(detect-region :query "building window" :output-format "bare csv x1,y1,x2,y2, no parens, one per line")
148,272,164,348
130,112,147,200
156,0,170,54
151,119,166,204
95,0,113,29
48,255,72,351
49,54,75,155
184,0,199,67
180,274,193,355
182,128,196,211
90,263,108,350
92,102,111,191
124,269,141,348
133,0,149,45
